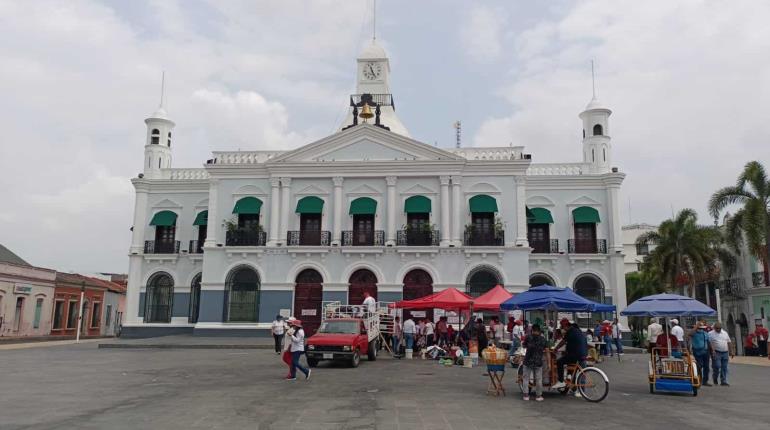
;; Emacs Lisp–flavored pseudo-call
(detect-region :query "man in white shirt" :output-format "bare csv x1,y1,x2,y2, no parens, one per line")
647,318,662,352
708,322,733,386
362,292,377,314
611,318,624,355
670,319,685,345
271,315,287,354
424,319,435,346
403,317,416,352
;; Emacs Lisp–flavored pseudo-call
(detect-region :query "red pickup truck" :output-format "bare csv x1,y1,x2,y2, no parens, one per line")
305,318,378,368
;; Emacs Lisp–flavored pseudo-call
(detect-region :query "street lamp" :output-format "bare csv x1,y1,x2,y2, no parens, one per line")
75,280,85,343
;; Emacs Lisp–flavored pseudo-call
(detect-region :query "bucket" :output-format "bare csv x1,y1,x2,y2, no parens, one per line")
405,349,413,359
463,358,473,368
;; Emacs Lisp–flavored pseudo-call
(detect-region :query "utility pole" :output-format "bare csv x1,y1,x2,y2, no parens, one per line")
76,280,85,343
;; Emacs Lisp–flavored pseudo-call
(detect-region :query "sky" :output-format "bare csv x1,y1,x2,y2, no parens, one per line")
1,0,769,273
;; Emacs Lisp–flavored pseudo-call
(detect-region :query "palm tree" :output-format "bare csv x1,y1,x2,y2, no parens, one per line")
708,161,770,286
636,209,734,297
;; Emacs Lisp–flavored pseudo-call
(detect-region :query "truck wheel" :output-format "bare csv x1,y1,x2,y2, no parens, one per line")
308,358,318,368
367,341,377,361
350,350,361,368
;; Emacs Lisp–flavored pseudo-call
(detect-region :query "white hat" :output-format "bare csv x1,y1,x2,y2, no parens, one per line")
671,319,679,324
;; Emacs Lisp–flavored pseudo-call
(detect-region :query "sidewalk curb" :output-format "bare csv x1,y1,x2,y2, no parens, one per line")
98,343,272,350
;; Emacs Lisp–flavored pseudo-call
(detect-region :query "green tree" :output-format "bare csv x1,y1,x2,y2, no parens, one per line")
636,209,734,297
708,161,770,286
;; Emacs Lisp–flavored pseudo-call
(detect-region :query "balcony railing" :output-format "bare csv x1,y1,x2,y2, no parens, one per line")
568,239,607,254
531,239,559,254
144,240,180,254
717,277,747,299
463,229,504,246
396,230,440,246
342,230,385,246
752,271,767,288
287,230,331,246
225,229,267,246
188,240,204,254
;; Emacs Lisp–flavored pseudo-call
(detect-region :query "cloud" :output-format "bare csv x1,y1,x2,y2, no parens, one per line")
460,6,508,63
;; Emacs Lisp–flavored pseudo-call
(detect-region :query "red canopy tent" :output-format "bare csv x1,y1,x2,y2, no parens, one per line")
471,284,513,311
394,287,474,310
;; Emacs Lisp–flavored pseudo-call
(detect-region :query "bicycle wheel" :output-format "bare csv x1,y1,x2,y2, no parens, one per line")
576,367,609,402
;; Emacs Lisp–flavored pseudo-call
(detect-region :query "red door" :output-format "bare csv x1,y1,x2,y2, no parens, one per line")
403,269,433,322
349,269,377,305
294,269,323,336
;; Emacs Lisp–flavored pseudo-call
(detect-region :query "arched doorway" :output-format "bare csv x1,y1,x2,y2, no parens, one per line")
466,266,502,297
295,269,323,336
224,266,260,322
349,269,377,305
144,272,173,323
573,274,605,326
529,273,555,287
189,273,202,324
403,269,433,322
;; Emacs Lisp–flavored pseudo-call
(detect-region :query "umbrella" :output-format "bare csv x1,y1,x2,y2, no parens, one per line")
394,287,474,310
501,285,616,312
472,284,513,311
620,293,716,317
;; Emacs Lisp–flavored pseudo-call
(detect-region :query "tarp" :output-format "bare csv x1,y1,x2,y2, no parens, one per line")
394,287,474,310
471,284,513,311
500,284,616,312
620,293,717,317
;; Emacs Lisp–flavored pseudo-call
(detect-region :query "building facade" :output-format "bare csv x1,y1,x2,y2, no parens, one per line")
0,260,56,338
51,273,126,338
622,223,657,274
123,41,628,337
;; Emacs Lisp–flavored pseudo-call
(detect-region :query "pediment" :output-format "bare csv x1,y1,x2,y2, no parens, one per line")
153,198,182,209
466,181,502,194
401,183,437,195
567,195,602,207
268,124,462,164
195,198,210,208
295,184,330,195
526,195,556,207
233,184,267,196
347,183,381,195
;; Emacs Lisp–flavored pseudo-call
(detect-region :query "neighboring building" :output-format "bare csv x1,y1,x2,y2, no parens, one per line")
0,245,57,337
51,273,126,338
124,39,628,338
622,223,657,274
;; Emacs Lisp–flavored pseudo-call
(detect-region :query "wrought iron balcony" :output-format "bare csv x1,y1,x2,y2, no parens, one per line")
144,240,180,254
752,271,767,288
717,277,747,299
342,230,385,246
531,239,559,254
396,230,439,246
225,229,267,246
188,240,204,254
463,229,504,246
287,230,330,246
568,239,607,254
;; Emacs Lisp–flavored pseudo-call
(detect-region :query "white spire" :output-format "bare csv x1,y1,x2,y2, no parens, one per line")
584,60,609,111
150,71,170,120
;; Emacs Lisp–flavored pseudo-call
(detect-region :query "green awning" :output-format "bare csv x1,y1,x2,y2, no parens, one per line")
149,210,177,226
526,206,535,222
296,196,324,214
193,210,208,226
528,207,554,224
232,197,263,215
469,195,498,213
349,197,377,215
573,206,601,223
404,195,431,214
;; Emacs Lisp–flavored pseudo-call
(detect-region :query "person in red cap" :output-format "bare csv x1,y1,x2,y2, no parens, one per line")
287,319,310,381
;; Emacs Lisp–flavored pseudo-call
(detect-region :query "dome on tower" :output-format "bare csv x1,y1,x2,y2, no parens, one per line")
359,40,387,59
583,96,611,112
149,107,170,120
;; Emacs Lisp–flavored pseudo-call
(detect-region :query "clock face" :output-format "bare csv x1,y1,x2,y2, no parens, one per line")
362,62,383,80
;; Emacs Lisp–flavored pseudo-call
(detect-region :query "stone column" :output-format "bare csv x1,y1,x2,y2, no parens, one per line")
515,176,528,247
279,178,292,244
439,175,451,246
130,183,149,253
268,177,281,246
204,178,219,247
332,176,344,245
386,176,397,246
605,177,624,252
451,176,463,246
125,255,143,326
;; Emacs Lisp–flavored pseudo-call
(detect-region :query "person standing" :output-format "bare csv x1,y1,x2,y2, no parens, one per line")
744,332,757,356
647,318,663,353
424,318,435,347
287,319,310,381
754,323,768,357
436,316,449,347
611,318,624,356
392,316,402,358
671,319,685,348
403,316,416,353
601,321,613,356
690,322,712,386
708,322,733,386
521,324,547,402
362,291,377,314
271,315,286,354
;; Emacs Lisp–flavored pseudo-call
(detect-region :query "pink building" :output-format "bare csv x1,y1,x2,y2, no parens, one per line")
0,245,56,337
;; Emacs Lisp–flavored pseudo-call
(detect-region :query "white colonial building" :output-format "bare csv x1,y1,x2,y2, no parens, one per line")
124,41,628,337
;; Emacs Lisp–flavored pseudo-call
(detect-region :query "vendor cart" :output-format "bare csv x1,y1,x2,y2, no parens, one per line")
501,285,612,403
620,293,716,396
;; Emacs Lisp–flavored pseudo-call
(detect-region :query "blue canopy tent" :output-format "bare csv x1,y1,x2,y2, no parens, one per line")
620,293,716,317
501,285,616,312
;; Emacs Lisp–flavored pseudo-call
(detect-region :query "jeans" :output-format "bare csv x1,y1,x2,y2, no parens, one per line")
438,332,448,346
694,351,710,384
522,365,543,397
603,335,612,355
290,351,309,378
611,337,624,354
556,355,579,382
759,340,768,357
712,351,729,384
404,333,414,350
392,336,400,356
273,334,284,353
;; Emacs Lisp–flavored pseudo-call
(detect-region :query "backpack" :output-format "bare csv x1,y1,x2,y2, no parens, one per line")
691,330,708,352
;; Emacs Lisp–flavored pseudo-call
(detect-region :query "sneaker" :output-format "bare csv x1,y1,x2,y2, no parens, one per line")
551,381,567,390
523,396,530,401
285,377,296,381
574,391,582,398
703,382,712,387
535,397,544,402
306,369,311,381
721,382,729,386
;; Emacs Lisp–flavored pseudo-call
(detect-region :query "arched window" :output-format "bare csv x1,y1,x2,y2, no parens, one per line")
593,124,603,136
151,129,160,145
224,266,260,322
295,269,323,335
189,273,202,324
603,147,606,162
529,273,555,287
167,132,172,147
144,272,173,323
465,265,502,297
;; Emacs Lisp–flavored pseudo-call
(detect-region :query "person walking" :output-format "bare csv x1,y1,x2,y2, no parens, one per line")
611,318,624,356
271,315,286,354
424,318,435,347
521,324,547,402
403,316,416,354
754,323,768,357
708,322,733,386
392,316,402,358
287,319,310,381
647,318,663,353
690,321,712,386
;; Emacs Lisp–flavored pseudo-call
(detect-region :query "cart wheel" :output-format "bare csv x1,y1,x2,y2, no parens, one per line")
576,367,609,402
649,383,654,394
